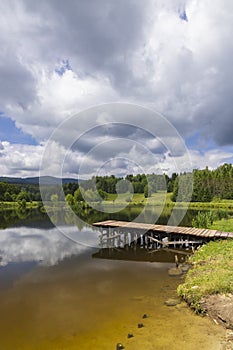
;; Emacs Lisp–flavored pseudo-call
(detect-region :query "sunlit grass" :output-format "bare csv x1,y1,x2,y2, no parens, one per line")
188,201,233,210
0,201,38,210
177,240,233,313
102,192,233,210
209,218,233,232
2,191,233,213
103,191,173,206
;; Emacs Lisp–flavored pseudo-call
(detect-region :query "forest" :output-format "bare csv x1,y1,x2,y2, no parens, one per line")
0,163,232,204
172,163,233,202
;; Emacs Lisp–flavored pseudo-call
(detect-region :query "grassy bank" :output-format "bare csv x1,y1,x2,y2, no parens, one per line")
209,218,233,232
0,201,39,210
1,191,233,211
103,192,233,210
102,191,173,205
177,239,233,313
188,201,233,210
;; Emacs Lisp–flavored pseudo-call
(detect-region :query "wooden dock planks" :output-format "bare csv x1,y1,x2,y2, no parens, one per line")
93,220,232,239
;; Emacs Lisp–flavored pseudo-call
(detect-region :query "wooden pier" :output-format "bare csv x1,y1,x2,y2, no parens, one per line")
93,220,233,251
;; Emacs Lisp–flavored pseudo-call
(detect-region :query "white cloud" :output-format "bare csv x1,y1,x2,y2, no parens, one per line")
160,148,233,175
0,0,233,176
0,137,232,179
7,68,118,141
188,149,233,171
0,142,44,177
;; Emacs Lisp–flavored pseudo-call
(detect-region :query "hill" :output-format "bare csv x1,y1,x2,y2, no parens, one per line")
0,176,81,185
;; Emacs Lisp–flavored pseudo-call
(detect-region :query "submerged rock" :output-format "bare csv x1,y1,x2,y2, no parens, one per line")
168,267,183,276
131,296,144,301
175,302,188,310
165,298,181,307
180,264,191,272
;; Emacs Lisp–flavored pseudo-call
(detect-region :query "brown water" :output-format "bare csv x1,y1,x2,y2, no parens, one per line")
0,220,225,350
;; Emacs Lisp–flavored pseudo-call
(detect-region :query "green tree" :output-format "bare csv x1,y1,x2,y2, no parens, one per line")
144,184,149,198
65,193,74,206
98,189,108,200
171,173,193,202
4,192,12,202
74,188,84,202
81,189,102,203
51,194,58,203
144,183,153,198
17,191,30,202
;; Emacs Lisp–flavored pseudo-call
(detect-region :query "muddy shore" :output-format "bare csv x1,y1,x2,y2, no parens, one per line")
200,294,233,329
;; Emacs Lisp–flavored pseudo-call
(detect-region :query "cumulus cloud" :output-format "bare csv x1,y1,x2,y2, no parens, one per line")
0,0,232,176
0,142,44,177
0,137,231,179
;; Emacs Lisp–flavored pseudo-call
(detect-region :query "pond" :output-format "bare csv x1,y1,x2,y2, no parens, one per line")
0,208,226,349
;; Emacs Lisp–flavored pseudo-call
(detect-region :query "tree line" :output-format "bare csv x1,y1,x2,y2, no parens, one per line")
0,182,79,203
172,163,233,202
0,164,233,204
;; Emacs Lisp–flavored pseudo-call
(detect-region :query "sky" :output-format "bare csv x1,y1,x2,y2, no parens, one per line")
0,0,233,178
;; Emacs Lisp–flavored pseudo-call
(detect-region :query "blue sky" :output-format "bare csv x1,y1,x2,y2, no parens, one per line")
0,114,37,145
0,0,233,178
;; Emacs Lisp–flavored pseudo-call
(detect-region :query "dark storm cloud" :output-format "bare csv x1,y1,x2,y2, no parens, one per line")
71,123,166,155
0,53,36,108
23,0,149,86
194,75,233,146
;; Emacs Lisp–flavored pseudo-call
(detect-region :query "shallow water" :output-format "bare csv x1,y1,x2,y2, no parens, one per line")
0,216,225,350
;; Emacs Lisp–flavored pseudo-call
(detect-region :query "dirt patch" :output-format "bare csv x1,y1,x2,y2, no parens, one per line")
200,294,233,329
199,294,233,350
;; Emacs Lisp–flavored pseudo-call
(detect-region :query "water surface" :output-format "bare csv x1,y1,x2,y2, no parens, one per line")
0,210,225,349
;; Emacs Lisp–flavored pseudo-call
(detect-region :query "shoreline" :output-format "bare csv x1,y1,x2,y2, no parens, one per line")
177,239,233,349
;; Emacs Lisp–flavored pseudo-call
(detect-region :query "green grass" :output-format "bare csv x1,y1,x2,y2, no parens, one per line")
172,200,233,210
188,201,233,210
0,201,39,210
1,193,233,211
177,240,233,313
102,192,233,210
104,192,145,203
209,218,233,232
147,192,173,204
103,191,173,206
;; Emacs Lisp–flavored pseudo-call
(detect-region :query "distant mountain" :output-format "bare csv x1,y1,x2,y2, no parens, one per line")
0,176,82,185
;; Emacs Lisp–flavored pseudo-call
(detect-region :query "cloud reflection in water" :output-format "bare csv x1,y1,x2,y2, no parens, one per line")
0,226,99,267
